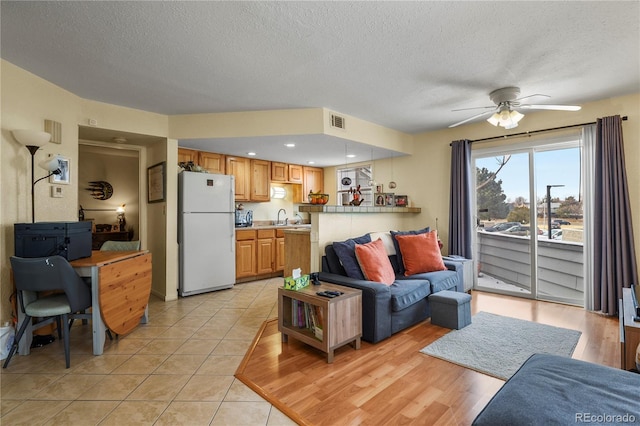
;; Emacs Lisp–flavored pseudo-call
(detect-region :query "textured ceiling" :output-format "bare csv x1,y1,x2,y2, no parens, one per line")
2,1,639,165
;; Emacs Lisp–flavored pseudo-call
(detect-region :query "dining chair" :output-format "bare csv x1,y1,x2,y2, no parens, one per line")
100,240,140,251
4,256,92,369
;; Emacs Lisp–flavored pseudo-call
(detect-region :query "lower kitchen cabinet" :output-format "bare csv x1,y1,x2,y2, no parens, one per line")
236,230,257,279
257,229,276,274
235,228,285,282
276,233,286,272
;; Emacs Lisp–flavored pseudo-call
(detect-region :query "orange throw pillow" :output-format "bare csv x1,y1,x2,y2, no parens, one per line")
395,231,446,276
354,238,396,285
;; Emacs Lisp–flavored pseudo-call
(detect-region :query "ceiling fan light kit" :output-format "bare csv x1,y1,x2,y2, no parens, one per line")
449,86,581,129
487,108,524,129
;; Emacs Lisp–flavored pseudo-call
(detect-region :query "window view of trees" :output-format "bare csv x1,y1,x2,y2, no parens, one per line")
476,156,511,221
475,148,583,242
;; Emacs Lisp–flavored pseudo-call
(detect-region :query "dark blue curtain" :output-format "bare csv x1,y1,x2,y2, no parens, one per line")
448,140,473,259
593,115,638,315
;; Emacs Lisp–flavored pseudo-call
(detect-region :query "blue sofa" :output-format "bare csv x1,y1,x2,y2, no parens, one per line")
319,234,464,343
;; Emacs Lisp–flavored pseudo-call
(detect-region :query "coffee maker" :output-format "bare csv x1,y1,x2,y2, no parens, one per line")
235,204,253,227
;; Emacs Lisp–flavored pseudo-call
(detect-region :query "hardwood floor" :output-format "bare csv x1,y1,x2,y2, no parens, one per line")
235,291,620,426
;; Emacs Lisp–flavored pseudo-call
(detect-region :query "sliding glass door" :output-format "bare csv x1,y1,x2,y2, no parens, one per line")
472,137,585,306
475,151,534,296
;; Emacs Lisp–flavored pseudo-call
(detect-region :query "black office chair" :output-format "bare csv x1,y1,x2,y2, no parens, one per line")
4,256,92,369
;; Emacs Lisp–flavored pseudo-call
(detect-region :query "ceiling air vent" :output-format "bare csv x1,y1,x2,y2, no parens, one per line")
331,114,346,130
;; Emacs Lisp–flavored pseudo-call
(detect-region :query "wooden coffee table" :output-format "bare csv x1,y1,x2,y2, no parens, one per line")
278,282,362,363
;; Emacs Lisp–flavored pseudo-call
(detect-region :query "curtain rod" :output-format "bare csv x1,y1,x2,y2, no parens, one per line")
468,115,628,143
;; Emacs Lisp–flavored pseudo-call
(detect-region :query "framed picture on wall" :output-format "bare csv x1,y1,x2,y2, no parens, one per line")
49,156,70,184
384,193,395,207
375,184,384,194
147,161,166,203
374,193,386,206
394,195,408,207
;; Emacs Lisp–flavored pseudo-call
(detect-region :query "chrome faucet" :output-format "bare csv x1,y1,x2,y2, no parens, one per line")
277,208,287,225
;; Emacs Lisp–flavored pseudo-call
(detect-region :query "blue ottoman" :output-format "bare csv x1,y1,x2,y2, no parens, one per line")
429,290,472,329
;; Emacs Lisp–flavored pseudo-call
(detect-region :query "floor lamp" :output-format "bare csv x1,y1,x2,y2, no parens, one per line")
12,129,61,223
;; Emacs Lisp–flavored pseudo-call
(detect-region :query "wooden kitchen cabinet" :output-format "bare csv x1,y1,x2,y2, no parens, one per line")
288,164,303,183
275,229,286,272
257,229,276,274
226,156,270,202
271,162,288,182
251,159,271,202
226,156,251,201
178,147,199,164
293,166,324,203
272,162,304,185
303,166,324,196
235,228,285,282
236,230,257,279
199,152,225,174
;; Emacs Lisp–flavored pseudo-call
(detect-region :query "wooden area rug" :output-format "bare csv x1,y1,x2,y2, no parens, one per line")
420,311,582,380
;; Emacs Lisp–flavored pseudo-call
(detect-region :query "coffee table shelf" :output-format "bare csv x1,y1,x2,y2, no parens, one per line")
278,282,362,363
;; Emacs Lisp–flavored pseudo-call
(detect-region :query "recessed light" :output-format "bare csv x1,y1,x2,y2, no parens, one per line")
346,154,356,158
247,152,256,156
307,161,315,164
284,143,295,148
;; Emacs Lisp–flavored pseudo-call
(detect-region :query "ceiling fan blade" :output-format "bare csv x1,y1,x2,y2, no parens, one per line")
514,93,551,102
451,105,496,112
449,109,496,128
519,104,582,111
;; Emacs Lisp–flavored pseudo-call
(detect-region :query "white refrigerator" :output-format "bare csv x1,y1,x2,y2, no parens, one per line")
178,171,236,296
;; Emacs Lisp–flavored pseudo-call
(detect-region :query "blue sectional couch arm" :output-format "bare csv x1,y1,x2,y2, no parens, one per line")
443,259,464,293
318,271,393,343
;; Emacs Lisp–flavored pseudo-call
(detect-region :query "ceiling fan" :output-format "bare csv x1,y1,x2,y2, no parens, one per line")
448,87,581,129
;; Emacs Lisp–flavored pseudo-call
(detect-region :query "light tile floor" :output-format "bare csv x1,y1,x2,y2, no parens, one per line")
0,278,296,425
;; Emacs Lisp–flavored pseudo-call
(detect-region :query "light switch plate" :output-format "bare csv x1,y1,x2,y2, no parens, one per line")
51,186,63,198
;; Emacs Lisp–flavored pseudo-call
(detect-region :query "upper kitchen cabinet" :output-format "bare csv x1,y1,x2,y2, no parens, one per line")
251,159,271,202
178,147,199,164
288,164,303,184
226,156,251,201
199,152,225,174
272,162,303,184
271,162,288,182
291,166,324,203
303,166,324,196
226,156,270,202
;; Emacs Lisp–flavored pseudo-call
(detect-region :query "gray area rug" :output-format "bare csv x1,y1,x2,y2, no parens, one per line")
420,311,582,380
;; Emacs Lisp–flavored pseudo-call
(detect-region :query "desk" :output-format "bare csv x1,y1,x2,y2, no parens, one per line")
71,250,152,355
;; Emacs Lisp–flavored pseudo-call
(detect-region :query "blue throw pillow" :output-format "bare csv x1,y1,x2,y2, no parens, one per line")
332,234,372,280
390,227,430,275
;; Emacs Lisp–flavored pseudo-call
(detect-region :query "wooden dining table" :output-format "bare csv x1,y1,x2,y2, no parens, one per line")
16,250,152,356
70,250,152,355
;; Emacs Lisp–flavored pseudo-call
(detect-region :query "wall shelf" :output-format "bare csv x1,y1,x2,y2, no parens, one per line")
299,205,421,213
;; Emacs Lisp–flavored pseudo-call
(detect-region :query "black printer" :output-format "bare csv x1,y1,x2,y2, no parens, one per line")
14,221,92,261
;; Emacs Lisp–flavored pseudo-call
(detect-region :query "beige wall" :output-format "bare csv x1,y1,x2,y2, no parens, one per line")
1,60,175,319
2,58,638,319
